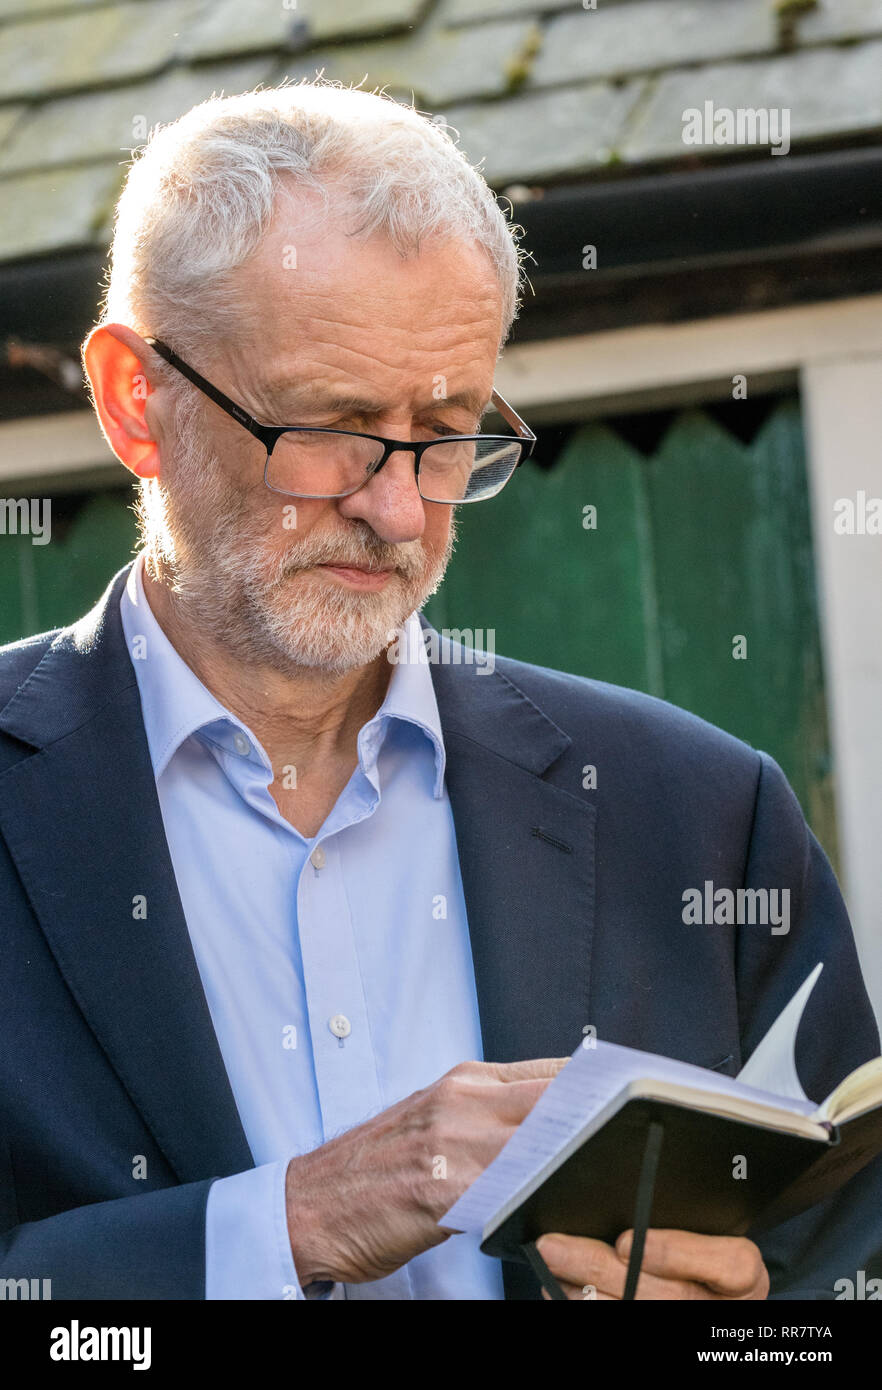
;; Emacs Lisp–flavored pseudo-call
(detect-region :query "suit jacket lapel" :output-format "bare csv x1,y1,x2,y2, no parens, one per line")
421,617,597,1067
0,564,253,1184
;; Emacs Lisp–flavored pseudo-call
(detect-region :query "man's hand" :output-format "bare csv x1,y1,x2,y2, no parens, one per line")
285,1057,568,1286
535,1230,770,1300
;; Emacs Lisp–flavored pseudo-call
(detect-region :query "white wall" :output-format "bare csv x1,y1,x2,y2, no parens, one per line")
802,357,882,1028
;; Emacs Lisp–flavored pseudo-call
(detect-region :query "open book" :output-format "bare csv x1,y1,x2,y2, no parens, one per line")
440,964,882,1260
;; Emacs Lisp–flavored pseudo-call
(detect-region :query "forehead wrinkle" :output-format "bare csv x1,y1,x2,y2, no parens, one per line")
258,376,491,421
277,286,501,347
251,294,501,420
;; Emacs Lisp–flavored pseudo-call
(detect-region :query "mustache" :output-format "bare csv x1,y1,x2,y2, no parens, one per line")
275,530,426,582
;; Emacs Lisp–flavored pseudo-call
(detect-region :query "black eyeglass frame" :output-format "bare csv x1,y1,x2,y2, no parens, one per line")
144,336,536,503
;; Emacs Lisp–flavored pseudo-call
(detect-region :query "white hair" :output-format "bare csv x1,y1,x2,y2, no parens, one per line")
101,78,525,356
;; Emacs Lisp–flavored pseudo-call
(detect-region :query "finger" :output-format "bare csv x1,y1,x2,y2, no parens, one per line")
486,1075,564,1123
478,1058,571,1083
452,1076,565,1136
535,1232,719,1301
434,1078,567,1184
616,1229,767,1297
536,1234,623,1292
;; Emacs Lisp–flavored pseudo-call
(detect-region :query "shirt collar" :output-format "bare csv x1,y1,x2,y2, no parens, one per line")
119,551,446,797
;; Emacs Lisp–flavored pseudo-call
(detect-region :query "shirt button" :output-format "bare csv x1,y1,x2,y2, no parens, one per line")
329,1014,351,1039
310,845,326,869
232,731,250,756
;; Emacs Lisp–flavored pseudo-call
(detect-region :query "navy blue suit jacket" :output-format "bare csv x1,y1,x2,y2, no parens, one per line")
1,562,880,1300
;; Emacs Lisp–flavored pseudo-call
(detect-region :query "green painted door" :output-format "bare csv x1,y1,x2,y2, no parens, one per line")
425,397,838,866
0,488,137,643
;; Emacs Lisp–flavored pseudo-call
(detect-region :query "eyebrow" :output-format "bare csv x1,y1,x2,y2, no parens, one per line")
259,380,492,423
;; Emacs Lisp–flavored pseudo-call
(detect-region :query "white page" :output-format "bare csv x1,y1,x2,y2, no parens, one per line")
440,1034,817,1236
734,963,822,1101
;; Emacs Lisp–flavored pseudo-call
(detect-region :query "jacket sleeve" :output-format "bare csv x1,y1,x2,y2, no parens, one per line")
736,751,882,1298
0,1179,214,1299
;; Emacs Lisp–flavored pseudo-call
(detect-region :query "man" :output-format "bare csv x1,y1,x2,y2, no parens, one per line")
0,81,879,1301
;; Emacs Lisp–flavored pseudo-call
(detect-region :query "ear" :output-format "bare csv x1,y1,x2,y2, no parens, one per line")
82,323,164,479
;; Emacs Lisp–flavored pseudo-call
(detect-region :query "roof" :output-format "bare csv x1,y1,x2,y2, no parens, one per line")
0,0,881,266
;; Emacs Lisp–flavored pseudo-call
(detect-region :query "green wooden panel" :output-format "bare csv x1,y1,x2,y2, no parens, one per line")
427,396,837,863
647,402,837,863
0,524,37,641
425,423,656,691
0,490,137,646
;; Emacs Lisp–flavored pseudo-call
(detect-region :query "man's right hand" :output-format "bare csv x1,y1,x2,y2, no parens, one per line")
285,1057,568,1286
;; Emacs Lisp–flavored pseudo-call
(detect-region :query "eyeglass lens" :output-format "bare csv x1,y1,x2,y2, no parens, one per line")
265,432,522,502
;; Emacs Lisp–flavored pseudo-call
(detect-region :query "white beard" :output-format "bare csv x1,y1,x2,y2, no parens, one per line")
136,413,457,674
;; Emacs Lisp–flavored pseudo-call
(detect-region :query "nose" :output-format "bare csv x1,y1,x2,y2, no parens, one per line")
336,446,427,544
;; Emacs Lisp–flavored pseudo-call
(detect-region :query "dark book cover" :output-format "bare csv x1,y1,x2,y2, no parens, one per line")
481,1096,835,1262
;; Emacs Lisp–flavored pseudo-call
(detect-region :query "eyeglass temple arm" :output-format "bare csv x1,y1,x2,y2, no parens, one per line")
143,337,268,442
491,388,536,452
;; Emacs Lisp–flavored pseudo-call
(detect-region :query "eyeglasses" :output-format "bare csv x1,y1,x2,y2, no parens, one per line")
144,337,536,504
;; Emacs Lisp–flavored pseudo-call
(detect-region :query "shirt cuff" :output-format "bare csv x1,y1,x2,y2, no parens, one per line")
206,1158,330,1300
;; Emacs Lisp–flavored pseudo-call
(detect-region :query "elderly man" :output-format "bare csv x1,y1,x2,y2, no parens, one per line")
0,81,879,1302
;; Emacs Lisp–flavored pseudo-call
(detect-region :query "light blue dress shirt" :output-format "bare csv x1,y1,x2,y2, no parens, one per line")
119,553,504,1300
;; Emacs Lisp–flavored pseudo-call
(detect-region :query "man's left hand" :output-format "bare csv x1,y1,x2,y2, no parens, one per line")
535,1229,770,1300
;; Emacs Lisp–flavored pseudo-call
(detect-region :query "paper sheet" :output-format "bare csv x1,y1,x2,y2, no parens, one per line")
735,962,822,1100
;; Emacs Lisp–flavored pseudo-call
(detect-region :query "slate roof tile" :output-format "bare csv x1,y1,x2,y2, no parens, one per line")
441,0,581,22
0,0,204,104
445,78,647,184
621,40,882,164
0,57,273,175
181,0,427,63
283,18,540,107
530,0,777,88
0,102,26,149
0,160,123,260
0,0,108,19
795,0,882,44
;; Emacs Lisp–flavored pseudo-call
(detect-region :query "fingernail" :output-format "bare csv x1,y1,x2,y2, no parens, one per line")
616,1231,632,1257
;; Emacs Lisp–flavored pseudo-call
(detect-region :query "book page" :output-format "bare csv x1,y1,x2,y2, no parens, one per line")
819,1055,882,1123
439,1036,817,1236
735,963,822,1101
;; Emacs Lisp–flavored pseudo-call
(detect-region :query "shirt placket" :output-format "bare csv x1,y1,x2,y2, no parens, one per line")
296,832,383,1141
